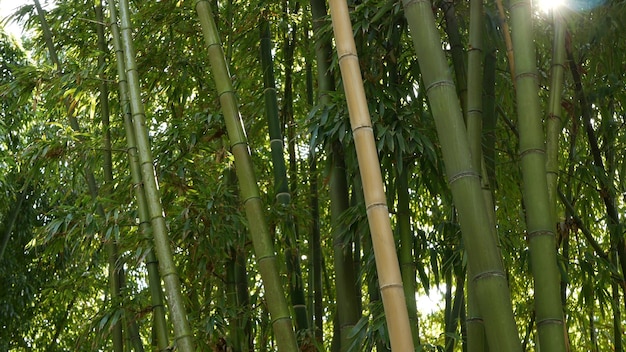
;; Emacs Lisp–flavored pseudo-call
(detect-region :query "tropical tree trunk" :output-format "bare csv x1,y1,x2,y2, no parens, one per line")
116,0,196,350
327,0,415,349
194,2,299,351
401,0,522,349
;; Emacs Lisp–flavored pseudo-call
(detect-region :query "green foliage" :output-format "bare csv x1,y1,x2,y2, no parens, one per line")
1,0,626,350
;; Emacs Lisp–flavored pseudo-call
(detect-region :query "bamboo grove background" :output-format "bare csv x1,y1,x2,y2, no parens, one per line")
0,0,625,350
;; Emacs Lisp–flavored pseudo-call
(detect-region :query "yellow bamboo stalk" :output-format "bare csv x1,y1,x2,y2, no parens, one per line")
327,0,415,350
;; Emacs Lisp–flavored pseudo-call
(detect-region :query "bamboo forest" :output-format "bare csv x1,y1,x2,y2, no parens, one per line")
1,0,625,350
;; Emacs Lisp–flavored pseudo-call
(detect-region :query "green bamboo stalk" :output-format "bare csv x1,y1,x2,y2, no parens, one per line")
329,142,361,352
116,0,195,350
108,3,170,349
194,2,299,351
482,28,497,195
310,0,335,102
95,1,124,349
545,10,566,227
259,13,309,333
310,0,361,347
401,0,522,350
397,154,420,347
439,0,467,114
305,28,324,343
509,0,567,350
226,249,243,351
328,0,414,350
465,3,490,351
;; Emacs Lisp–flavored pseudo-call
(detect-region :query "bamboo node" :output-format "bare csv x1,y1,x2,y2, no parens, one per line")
536,318,564,326
256,254,276,264
241,194,261,205
270,138,284,146
425,79,455,94
547,112,561,121
217,88,235,98
514,71,538,81
527,229,555,239
472,270,506,282
379,282,403,291
337,52,358,63
271,316,292,325
352,125,373,133
230,140,247,150
447,170,480,185
366,202,388,212
466,317,484,323
518,147,545,158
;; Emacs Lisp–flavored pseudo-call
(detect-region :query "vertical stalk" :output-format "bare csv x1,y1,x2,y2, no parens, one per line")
116,0,196,350
194,2,299,351
401,0,522,349
329,143,361,351
545,10,566,226
465,3,491,351
96,0,123,347
327,0,415,350
305,25,323,343
110,5,171,349
397,165,420,347
439,0,467,114
259,12,309,333
108,3,170,348
509,0,567,349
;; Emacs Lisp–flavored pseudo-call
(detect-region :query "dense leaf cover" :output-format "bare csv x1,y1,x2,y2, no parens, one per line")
0,0,625,350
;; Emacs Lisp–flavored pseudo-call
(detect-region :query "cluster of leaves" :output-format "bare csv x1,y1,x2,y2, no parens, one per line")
1,0,626,350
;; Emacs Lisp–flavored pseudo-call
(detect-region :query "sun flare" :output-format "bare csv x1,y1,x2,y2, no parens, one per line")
536,0,565,12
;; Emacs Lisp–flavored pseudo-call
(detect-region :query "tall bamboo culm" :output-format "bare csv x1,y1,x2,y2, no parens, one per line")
194,2,299,351
108,2,170,349
509,0,567,350
259,14,309,333
545,10,566,226
465,2,490,351
327,0,414,350
401,0,522,350
115,0,196,350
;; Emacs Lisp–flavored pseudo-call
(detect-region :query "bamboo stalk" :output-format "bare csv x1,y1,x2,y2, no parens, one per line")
108,2,170,348
509,0,567,349
327,0,414,350
116,0,196,350
194,2,299,351
401,0,522,349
